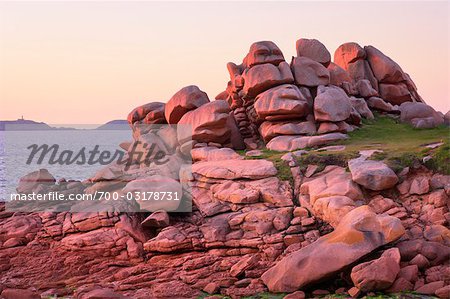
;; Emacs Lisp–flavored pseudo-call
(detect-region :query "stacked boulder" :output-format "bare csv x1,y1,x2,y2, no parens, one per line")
128,38,445,154
128,85,245,150
219,40,380,152
219,39,446,152
334,42,425,113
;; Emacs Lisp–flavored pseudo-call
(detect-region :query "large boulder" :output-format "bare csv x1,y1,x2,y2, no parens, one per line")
291,57,330,87
348,158,399,191
328,62,352,87
16,169,56,194
295,38,331,66
399,102,444,129
254,84,310,121
356,79,378,98
379,83,413,105
261,206,405,292
367,96,395,112
191,147,243,162
177,100,232,145
127,102,166,125
242,62,294,98
347,60,378,91
300,166,363,227
365,46,405,84
165,85,210,124
350,97,374,119
334,42,366,70
122,175,183,212
351,248,401,291
397,239,450,266
244,41,285,68
314,86,352,122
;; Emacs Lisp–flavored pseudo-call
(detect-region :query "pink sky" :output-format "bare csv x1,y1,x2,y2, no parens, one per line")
0,1,449,124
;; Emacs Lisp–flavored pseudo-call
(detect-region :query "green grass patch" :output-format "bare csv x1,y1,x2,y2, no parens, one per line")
240,115,449,176
424,142,450,174
295,152,359,173
340,115,448,155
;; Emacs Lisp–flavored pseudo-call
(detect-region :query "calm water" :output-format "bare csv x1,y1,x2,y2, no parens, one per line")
0,130,132,200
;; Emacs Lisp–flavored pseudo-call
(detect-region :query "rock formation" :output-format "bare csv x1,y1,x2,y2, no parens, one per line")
1,38,448,299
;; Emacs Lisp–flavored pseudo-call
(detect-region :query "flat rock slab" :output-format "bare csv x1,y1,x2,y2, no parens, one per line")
191,147,243,162
192,159,277,180
266,133,348,151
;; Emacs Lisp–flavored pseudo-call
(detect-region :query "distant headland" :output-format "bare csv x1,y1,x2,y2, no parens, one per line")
0,119,128,131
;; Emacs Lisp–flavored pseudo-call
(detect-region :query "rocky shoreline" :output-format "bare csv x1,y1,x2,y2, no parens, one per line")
0,38,448,299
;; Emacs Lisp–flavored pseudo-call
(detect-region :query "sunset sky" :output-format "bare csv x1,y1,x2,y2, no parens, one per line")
0,1,449,124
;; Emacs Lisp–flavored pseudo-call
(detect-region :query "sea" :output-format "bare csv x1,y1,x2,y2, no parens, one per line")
0,129,132,200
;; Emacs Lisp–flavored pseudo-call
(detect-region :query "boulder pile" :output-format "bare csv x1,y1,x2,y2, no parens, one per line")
0,38,449,299
127,39,446,152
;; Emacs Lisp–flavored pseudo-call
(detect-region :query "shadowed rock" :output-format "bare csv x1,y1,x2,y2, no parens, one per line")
291,57,330,87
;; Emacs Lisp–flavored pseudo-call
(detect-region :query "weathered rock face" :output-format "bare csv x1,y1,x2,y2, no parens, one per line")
399,102,444,129
127,102,166,125
334,42,366,70
16,169,56,194
177,100,234,145
259,120,316,142
365,46,405,84
351,248,401,291
261,206,405,292
347,59,378,91
254,84,310,121
266,133,348,152
191,146,243,162
367,96,396,112
299,166,363,227
349,158,399,191
191,159,277,181
350,97,374,119
328,62,352,87
122,175,182,211
141,210,170,228
242,62,294,98
165,85,210,124
291,57,330,87
296,38,331,66
357,79,378,98
244,41,285,68
379,83,412,105
314,85,352,122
